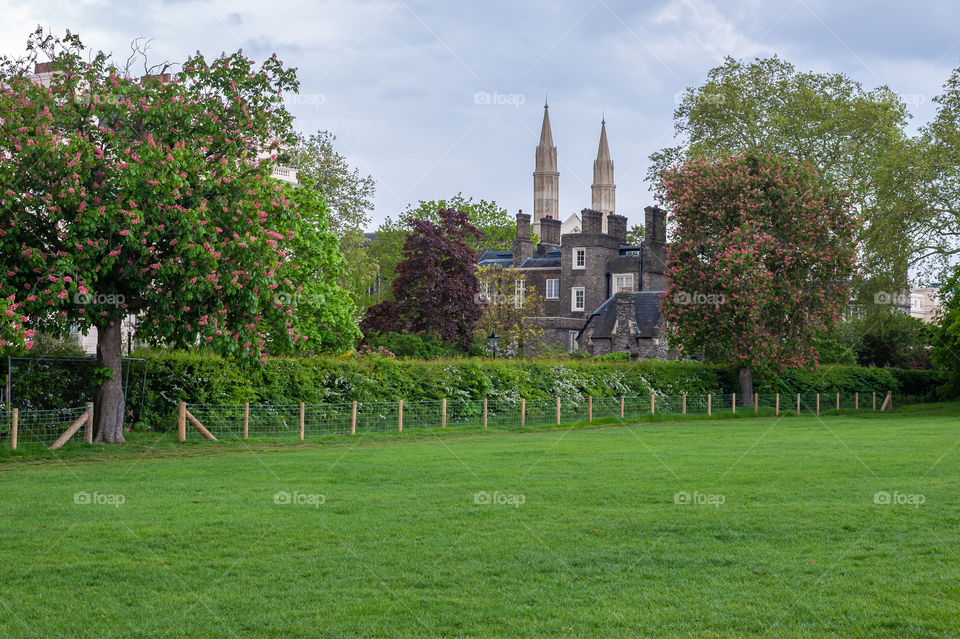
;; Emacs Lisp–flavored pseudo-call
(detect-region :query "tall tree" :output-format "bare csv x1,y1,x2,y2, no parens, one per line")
361,209,482,349
284,130,375,236
0,29,343,441
651,56,911,291
658,151,860,404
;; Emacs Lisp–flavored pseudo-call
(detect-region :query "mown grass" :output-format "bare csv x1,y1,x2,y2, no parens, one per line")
1,403,958,637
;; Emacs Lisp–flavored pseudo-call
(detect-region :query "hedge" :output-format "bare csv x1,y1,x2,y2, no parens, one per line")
5,350,948,431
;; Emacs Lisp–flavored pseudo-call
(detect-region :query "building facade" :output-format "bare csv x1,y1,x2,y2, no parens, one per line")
480,105,671,357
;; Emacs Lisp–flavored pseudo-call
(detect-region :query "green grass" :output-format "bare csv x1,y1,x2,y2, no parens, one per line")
1,403,959,637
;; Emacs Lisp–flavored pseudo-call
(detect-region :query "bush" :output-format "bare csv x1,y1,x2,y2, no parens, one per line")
7,350,948,431
362,331,466,359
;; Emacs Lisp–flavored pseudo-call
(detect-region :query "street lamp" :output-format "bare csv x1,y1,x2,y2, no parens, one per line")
487,331,499,357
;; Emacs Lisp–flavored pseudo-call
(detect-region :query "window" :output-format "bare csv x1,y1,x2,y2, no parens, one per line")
545,279,559,299
568,331,579,352
573,248,586,269
614,274,634,293
572,287,585,311
514,279,525,309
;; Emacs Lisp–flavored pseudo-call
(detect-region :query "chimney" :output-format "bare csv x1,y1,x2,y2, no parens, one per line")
34,62,54,74
608,214,627,243
513,210,533,267
644,206,665,243
540,216,561,247
581,208,603,235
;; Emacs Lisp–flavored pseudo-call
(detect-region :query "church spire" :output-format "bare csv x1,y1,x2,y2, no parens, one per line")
533,103,559,235
591,118,615,232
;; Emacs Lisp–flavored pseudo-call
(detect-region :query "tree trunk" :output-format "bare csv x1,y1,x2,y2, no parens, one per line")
94,319,126,443
738,366,754,407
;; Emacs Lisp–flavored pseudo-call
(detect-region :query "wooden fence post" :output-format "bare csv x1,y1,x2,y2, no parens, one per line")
10,408,17,450
754,393,758,415
855,392,859,410
51,409,92,450
177,401,186,443
243,402,249,440
816,393,820,417
299,402,305,440
775,393,780,416
873,392,876,411
84,402,94,444
732,393,736,415
556,397,561,425
881,391,893,411
650,394,655,416
588,396,593,422
836,392,840,411
351,401,357,435
796,394,800,416
707,394,712,416
441,398,447,429
520,398,526,427
620,396,625,419
482,398,488,429
398,400,403,433
682,394,687,415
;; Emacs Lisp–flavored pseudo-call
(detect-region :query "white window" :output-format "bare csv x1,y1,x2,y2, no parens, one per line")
545,279,559,299
572,287,585,311
614,274,634,293
568,331,579,352
573,248,586,269
514,279,525,309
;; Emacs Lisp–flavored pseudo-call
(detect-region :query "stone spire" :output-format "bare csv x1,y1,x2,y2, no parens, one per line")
591,118,616,234
533,102,559,236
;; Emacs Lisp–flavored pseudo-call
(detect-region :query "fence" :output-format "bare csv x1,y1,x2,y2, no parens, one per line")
175,391,894,443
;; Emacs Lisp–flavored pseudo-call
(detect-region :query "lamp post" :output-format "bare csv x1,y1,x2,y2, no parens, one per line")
487,331,499,358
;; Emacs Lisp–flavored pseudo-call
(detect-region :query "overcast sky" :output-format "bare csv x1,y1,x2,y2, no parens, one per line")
3,0,959,231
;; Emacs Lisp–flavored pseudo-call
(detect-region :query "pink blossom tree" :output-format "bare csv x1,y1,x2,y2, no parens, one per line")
658,151,860,404
0,29,341,441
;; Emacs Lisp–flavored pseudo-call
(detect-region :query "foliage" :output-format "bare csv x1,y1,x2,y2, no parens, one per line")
651,55,912,288
932,268,960,395
272,184,359,355
337,228,380,311
284,130,375,236
658,151,860,375
362,209,483,349
624,224,645,245
368,194,515,299
362,331,466,359
475,265,545,354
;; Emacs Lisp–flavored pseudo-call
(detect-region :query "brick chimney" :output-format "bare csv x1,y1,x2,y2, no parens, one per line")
581,208,603,235
607,213,627,243
540,216,561,248
34,62,54,74
513,210,533,267
644,206,665,243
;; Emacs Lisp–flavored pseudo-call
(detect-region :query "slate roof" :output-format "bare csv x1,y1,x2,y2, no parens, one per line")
477,250,515,267
580,290,665,339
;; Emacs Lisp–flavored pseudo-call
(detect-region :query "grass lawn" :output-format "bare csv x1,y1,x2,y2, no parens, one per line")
1,403,959,637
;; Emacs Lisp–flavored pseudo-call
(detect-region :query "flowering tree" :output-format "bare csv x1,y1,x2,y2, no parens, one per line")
658,151,860,403
0,29,352,441
361,209,482,350
475,265,544,355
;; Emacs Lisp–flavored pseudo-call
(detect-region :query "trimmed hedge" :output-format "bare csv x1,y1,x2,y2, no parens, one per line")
7,350,948,431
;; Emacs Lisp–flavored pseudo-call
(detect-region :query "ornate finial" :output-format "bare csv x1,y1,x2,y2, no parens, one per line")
544,94,549,108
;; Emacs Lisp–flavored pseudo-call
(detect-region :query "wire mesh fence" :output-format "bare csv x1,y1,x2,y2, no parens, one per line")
178,391,893,443
0,405,88,448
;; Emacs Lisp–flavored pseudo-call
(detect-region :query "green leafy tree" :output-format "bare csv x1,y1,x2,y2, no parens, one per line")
0,29,349,441
284,130,375,236
651,55,912,295
658,151,860,405
932,269,960,394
